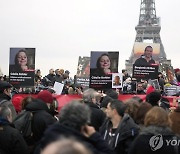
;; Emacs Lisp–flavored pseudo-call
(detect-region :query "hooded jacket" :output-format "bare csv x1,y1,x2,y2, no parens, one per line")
25,99,56,143
129,125,180,154
100,113,139,154
0,117,28,154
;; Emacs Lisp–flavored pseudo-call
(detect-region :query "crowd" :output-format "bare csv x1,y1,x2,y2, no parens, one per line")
0,71,180,154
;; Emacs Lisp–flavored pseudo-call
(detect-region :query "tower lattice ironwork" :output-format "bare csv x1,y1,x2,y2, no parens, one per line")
125,0,171,74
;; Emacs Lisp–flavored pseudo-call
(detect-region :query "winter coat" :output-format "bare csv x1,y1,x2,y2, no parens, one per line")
35,123,112,154
128,125,180,154
0,118,28,154
86,102,106,131
46,74,55,84
100,113,139,154
0,93,17,120
54,74,63,83
25,99,56,143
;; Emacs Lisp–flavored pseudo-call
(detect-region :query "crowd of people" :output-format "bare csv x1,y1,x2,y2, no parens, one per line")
0,74,180,153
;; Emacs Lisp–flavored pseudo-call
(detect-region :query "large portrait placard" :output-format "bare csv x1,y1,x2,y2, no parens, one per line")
75,56,90,89
89,51,119,90
9,48,35,87
133,42,160,63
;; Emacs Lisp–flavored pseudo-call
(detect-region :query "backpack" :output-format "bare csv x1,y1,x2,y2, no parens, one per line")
13,110,34,140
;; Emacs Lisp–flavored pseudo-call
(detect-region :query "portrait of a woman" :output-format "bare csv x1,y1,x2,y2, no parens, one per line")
92,53,112,76
10,49,35,72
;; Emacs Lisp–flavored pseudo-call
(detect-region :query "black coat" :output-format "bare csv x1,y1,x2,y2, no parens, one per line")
100,114,139,154
128,125,180,154
25,99,56,143
134,55,155,66
36,123,112,154
54,74,63,83
87,102,106,131
46,74,55,83
0,118,28,154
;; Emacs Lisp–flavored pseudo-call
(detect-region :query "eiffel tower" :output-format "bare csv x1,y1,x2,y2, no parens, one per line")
125,0,171,75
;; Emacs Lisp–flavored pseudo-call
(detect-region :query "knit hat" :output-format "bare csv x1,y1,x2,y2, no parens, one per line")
12,96,24,113
146,85,155,95
37,90,53,104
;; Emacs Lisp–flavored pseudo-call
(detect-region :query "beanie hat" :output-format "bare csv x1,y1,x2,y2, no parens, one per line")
12,96,24,113
146,85,155,95
37,90,53,104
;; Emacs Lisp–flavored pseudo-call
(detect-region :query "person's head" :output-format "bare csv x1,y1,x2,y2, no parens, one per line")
41,138,92,154
131,96,143,103
58,100,91,131
124,99,140,121
144,46,153,58
21,96,35,110
146,91,161,106
135,102,152,125
65,70,70,75
49,69,55,75
137,82,144,91
0,81,12,97
100,95,113,109
59,69,64,75
37,90,54,108
105,89,118,99
114,76,120,85
106,99,126,119
55,69,59,75
83,88,99,104
15,49,28,67
0,106,12,123
169,107,180,135
36,69,41,76
122,69,127,75
96,53,111,72
144,106,170,127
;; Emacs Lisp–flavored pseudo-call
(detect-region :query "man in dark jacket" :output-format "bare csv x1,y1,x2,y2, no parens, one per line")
0,106,28,154
44,68,55,86
83,88,106,131
0,81,17,120
36,100,112,154
134,46,155,66
54,69,64,84
25,98,56,143
100,99,139,154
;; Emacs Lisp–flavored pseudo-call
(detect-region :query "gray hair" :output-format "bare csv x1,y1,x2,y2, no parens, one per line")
82,88,98,103
58,100,91,131
0,106,11,120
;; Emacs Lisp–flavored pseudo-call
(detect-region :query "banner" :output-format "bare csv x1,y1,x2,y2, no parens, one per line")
132,64,158,80
164,86,179,96
9,48,35,87
75,56,90,89
90,51,119,90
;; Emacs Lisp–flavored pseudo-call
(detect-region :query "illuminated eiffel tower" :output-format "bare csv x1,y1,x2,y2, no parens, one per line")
125,0,171,74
